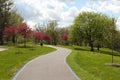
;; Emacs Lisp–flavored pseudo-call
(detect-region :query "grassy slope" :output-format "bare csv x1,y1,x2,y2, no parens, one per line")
65,46,120,80
0,45,56,80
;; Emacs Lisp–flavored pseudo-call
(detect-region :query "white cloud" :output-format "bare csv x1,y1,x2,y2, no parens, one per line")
62,7,79,23
13,0,78,28
81,0,120,30
86,0,120,13
116,17,120,30
97,1,120,13
27,21,36,28
58,0,75,2
13,0,120,28
80,7,96,12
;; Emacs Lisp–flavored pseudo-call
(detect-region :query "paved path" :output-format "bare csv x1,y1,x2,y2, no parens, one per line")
0,48,7,51
13,45,80,80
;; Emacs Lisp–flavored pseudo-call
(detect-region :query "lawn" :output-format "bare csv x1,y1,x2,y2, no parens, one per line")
0,45,56,80
65,46,120,80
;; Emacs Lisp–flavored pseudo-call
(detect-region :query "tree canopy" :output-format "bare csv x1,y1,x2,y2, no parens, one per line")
70,12,116,51
0,0,23,45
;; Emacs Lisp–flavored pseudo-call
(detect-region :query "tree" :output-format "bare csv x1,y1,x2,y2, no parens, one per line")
34,24,46,33
57,27,70,35
34,32,44,43
113,31,120,52
43,34,52,44
61,34,68,41
71,12,116,51
46,20,59,45
61,33,68,45
18,23,33,47
9,11,24,26
3,26,18,44
0,0,13,45
70,25,84,46
103,18,117,63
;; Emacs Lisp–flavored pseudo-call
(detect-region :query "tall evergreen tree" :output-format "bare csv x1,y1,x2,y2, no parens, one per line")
0,0,13,45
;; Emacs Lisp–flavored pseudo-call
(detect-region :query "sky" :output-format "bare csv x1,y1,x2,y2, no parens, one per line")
13,0,120,29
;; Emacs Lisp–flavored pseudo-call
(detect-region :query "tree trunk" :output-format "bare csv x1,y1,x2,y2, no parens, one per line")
24,37,26,48
97,44,100,51
0,37,4,45
12,36,16,43
90,42,94,51
0,31,4,45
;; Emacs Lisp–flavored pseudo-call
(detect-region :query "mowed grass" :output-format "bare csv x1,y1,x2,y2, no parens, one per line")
65,46,120,80
0,45,56,80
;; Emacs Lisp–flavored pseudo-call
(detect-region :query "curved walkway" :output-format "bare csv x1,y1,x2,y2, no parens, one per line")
13,45,80,80
0,48,7,51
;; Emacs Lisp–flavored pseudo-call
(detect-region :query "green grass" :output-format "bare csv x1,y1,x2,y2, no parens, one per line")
65,46,120,80
0,45,56,80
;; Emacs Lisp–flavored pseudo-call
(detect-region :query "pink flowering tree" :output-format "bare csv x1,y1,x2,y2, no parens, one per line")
4,26,18,44
61,33,68,45
18,23,33,47
43,34,52,44
34,32,44,43
34,32,52,45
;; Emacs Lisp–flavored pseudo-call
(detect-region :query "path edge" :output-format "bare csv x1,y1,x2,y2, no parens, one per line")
64,48,81,80
12,45,80,80
12,46,56,80
12,57,37,80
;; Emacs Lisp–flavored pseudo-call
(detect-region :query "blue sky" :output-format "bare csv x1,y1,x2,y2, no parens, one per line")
13,0,120,29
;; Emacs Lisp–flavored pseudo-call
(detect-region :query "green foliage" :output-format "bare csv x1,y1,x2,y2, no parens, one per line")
0,0,23,45
65,46,120,80
0,0,13,45
113,31,120,51
0,0,12,27
9,11,24,26
70,12,116,51
46,20,60,45
35,24,70,45
0,45,56,80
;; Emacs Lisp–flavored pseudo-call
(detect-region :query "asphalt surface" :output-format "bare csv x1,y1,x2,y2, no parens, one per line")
13,45,80,80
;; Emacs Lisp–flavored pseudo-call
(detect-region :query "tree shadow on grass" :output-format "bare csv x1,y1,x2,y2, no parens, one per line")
99,50,120,57
74,47,90,52
73,46,120,56
16,45,35,48
105,63,120,68
15,45,36,51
